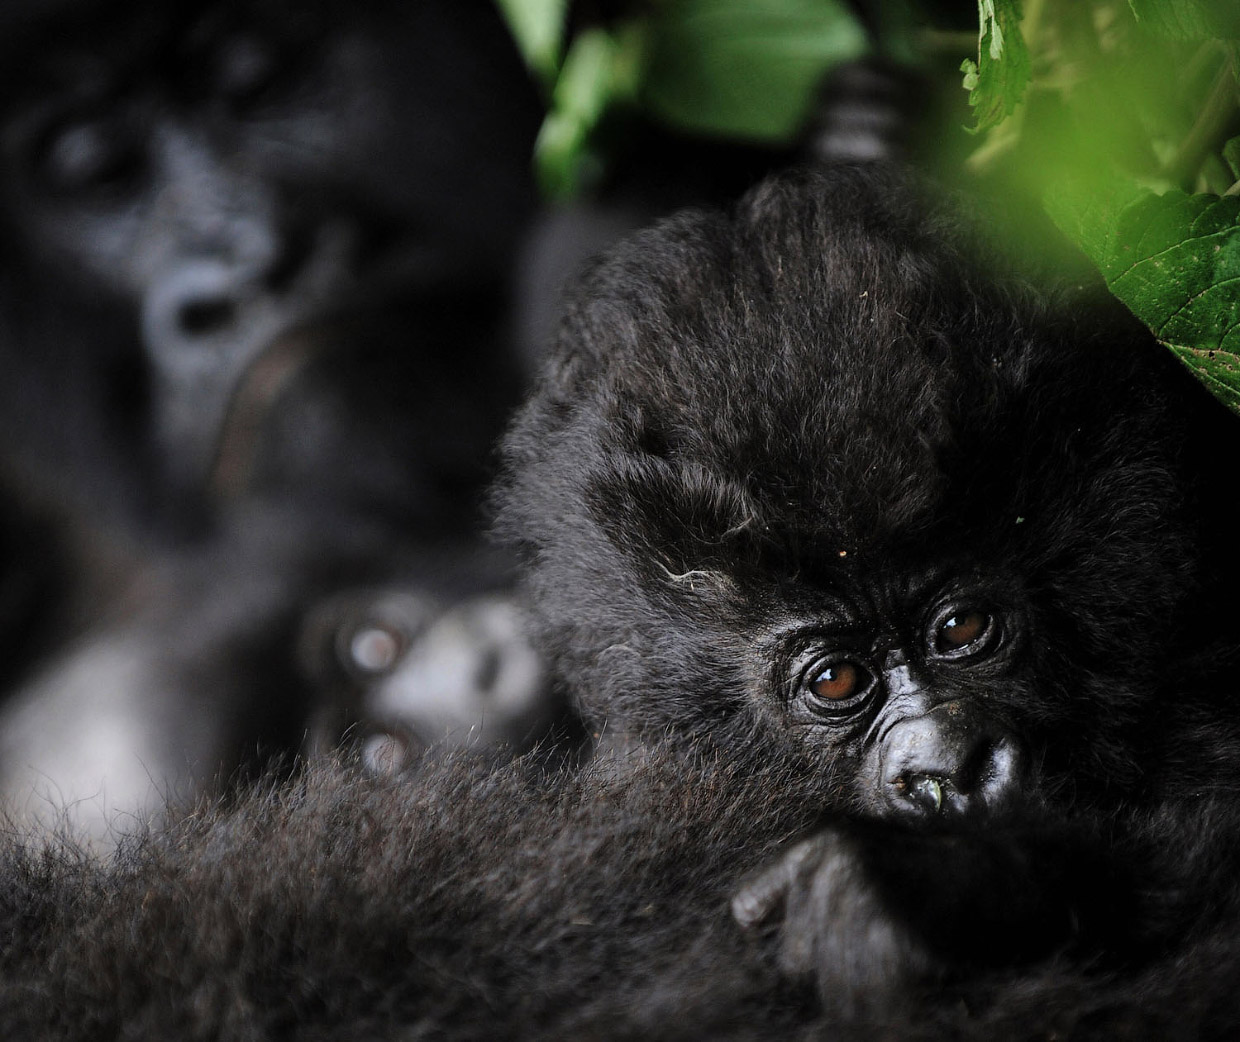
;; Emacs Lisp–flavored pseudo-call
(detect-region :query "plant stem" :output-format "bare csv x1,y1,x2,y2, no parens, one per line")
1165,59,1240,189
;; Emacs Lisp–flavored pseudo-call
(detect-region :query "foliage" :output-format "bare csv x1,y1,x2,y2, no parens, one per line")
497,0,870,197
960,0,1030,133
963,0,1240,408
495,0,1240,410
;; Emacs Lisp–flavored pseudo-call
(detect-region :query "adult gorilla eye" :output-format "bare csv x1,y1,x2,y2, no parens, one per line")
213,33,283,109
34,115,144,196
934,611,994,656
806,660,873,710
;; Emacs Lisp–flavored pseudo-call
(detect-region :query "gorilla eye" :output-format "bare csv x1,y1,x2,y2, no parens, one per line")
346,625,404,675
933,610,996,657
213,34,283,109
805,659,874,712
34,115,144,196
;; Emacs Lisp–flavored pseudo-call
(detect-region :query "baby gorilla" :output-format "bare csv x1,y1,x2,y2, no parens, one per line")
497,164,1240,1008
299,584,557,773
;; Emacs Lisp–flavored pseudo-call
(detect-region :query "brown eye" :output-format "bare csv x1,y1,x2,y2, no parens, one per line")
810,662,866,702
936,611,991,652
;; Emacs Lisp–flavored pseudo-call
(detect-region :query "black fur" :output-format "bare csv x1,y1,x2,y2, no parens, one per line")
496,163,1240,1013
4,750,1240,1038
5,165,1240,1037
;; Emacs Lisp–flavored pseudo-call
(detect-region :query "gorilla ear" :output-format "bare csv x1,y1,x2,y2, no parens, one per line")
582,451,761,593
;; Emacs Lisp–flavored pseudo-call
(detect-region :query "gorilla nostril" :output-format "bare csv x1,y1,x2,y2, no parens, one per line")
177,297,237,336
897,773,944,814
880,709,1028,819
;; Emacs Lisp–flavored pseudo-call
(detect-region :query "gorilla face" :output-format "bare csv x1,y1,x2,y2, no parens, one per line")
761,577,1030,819
300,586,553,774
0,0,539,495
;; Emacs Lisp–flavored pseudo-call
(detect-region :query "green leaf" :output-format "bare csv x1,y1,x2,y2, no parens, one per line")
533,26,644,198
1167,345,1240,411
1127,0,1240,40
1107,192,1240,352
1223,136,1240,180
494,0,569,85
1042,176,1153,276
641,0,868,142
962,0,1031,133
1048,184,1240,410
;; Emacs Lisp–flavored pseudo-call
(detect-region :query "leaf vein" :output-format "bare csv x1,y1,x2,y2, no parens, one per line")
1156,274,1240,334
1111,226,1237,285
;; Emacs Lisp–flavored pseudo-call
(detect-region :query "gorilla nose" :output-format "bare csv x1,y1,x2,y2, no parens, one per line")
879,702,1027,819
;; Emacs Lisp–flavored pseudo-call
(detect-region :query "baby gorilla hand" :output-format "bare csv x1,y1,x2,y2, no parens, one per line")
733,820,1106,1014
731,828,934,1015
